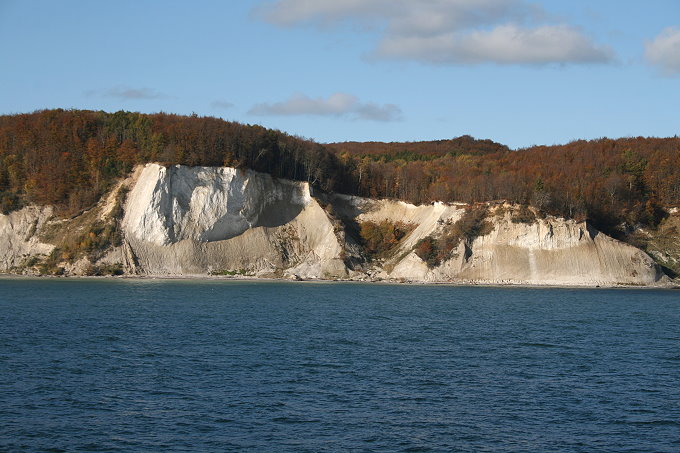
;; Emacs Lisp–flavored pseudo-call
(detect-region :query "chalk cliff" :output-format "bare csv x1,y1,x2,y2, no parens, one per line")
0,205,54,271
117,164,350,278
327,195,667,286
0,163,674,287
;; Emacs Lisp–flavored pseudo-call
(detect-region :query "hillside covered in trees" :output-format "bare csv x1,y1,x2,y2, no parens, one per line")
1,109,679,237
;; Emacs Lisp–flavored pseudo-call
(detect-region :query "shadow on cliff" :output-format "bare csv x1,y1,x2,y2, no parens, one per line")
253,200,304,228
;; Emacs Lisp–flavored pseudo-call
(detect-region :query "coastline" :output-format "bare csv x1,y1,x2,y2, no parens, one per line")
1,272,677,290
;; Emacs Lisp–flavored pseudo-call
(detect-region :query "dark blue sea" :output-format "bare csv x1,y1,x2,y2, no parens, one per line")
1,278,679,452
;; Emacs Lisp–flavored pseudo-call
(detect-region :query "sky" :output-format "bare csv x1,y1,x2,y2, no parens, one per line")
1,0,679,149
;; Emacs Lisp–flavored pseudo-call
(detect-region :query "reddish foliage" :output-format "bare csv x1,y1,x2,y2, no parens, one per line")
1,110,678,236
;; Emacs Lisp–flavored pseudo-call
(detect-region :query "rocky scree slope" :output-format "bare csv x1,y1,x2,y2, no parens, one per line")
0,163,674,287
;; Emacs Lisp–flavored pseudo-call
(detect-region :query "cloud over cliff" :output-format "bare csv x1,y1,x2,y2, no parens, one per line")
85,86,168,100
256,0,613,65
249,92,402,121
645,27,680,76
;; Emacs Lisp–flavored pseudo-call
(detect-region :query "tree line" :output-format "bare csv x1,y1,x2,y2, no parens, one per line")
0,109,352,216
333,137,679,236
1,109,678,236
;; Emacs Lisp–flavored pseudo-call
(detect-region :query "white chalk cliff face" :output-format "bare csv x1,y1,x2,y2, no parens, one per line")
0,163,673,287
387,209,664,286
120,164,347,278
330,195,665,286
123,165,312,245
0,206,54,271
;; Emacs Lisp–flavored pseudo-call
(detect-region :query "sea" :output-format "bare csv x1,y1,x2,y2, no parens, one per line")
1,278,679,452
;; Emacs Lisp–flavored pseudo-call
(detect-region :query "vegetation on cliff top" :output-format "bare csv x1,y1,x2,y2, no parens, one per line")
1,109,679,238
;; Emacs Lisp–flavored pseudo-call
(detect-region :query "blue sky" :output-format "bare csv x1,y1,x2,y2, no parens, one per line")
1,0,679,149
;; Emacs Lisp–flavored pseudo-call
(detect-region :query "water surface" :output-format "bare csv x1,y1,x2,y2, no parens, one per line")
1,278,679,452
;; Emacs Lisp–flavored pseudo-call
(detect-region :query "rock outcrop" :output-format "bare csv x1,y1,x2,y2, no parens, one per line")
386,206,663,286
328,195,667,286
120,164,349,278
0,163,674,287
0,206,54,271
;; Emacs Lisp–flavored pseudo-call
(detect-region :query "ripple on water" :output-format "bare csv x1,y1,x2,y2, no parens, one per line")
1,280,679,452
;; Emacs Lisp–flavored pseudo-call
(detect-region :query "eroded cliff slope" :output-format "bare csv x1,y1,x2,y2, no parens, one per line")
120,164,349,278
0,163,674,287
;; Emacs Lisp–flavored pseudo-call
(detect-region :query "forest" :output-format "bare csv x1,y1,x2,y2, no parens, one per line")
1,109,679,237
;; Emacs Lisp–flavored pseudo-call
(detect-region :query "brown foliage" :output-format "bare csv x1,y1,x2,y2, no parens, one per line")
0,109,353,216
359,221,413,258
511,205,537,224
1,110,679,238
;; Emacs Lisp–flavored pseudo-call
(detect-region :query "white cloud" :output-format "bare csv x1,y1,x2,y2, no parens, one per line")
256,0,534,30
254,0,391,27
256,0,612,65
354,102,402,122
248,92,402,121
645,27,680,75
376,24,613,65
85,86,167,100
210,100,234,109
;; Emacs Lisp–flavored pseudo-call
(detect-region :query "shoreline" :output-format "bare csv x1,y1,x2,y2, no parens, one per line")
1,272,677,290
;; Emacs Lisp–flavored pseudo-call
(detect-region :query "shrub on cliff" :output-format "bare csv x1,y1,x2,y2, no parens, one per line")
360,221,413,259
415,206,492,267
511,205,537,224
